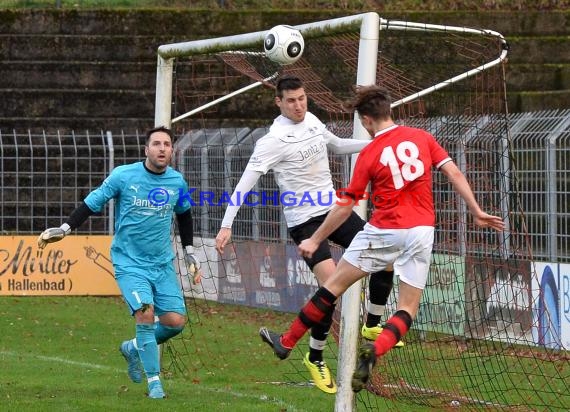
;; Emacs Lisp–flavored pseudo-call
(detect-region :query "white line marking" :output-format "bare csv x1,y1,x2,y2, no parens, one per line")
381,382,509,408
0,350,122,372
0,350,308,411
199,385,306,412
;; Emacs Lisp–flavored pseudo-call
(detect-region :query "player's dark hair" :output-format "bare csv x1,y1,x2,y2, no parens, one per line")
145,125,174,145
344,85,392,120
275,75,304,98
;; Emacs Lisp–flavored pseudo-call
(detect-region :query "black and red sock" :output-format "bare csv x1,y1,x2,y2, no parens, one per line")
281,287,336,349
373,310,412,356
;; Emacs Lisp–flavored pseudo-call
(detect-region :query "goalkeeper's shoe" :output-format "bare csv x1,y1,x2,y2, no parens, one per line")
361,324,405,348
352,343,377,393
120,340,143,384
147,379,166,399
259,327,291,360
302,353,337,394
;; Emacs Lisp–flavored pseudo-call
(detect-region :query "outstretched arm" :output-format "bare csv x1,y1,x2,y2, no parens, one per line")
324,130,370,155
37,202,96,249
440,161,505,232
39,170,121,249
215,169,263,254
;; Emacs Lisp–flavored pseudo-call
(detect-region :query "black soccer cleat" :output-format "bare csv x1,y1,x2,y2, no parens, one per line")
352,343,377,393
259,327,291,360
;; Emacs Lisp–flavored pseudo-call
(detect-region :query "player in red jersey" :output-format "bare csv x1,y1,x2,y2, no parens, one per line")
258,84,505,392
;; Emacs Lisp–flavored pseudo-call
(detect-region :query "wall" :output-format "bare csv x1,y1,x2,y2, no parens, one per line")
1,9,569,132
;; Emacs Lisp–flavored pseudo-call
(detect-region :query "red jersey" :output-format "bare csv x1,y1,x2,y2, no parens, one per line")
343,125,451,229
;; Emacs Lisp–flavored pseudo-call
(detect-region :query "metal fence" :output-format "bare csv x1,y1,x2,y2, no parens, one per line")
1,109,568,262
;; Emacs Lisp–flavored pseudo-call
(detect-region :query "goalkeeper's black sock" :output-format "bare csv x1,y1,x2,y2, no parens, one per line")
365,313,382,328
308,303,335,363
366,270,394,327
308,346,324,363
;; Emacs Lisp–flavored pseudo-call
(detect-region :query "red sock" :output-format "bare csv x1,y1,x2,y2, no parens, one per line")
281,287,336,348
373,310,412,357
281,317,306,348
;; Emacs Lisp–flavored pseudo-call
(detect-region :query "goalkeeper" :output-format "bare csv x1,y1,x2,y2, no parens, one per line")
37,126,201,399
215,75,400,395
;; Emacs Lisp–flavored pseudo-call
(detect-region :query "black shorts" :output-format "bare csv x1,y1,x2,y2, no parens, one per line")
288,211,365,270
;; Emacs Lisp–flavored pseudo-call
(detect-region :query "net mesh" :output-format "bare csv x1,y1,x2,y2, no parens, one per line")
163,20,568,411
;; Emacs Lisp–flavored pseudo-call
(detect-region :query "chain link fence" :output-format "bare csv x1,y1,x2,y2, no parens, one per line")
1,109,568,262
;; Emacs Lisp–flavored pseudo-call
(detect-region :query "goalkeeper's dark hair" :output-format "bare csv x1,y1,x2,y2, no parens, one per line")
344,85,392,120
275,75,304,98
145,125,174,145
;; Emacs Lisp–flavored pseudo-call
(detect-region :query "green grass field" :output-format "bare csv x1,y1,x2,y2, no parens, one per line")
0,296,453,411
2,296,567,411
0,296,345,412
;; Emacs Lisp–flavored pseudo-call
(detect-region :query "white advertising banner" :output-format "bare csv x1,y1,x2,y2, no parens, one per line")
559,263,570,350
532,262,564,349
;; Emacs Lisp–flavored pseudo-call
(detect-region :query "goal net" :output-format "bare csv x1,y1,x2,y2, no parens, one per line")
157,13,568,411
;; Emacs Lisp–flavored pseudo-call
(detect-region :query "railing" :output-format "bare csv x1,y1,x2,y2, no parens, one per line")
1,109,568,262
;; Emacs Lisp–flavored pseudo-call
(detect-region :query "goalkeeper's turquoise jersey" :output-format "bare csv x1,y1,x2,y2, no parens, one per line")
84,161,191,266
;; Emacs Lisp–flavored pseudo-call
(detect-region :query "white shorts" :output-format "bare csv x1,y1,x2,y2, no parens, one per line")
342,223,434,290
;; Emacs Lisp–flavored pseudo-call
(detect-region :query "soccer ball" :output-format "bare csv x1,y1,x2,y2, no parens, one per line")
263,25,305,65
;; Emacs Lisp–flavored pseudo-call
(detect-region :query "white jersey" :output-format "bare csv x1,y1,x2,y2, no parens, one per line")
220,112,369,229
247,113,342,227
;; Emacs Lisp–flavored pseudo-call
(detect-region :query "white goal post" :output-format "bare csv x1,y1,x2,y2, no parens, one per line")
154,12,508,412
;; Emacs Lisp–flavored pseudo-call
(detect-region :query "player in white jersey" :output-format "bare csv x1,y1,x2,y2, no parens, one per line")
215,76,400,394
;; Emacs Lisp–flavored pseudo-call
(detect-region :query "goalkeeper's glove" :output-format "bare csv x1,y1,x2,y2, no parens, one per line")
37,223,71,250
184,245,202,285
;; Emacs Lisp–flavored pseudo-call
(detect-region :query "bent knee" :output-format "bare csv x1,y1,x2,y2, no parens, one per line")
161,312,187,328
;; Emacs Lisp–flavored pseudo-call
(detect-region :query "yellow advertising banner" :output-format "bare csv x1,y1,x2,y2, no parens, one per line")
0,236,120,296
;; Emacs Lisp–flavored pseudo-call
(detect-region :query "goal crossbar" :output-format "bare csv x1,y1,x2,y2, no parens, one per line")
156,15,508,126
154,13,511,412
383,20,509,108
